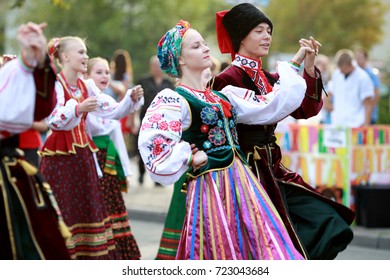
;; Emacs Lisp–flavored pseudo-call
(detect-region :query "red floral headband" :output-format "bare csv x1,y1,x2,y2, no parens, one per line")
49,37,61,57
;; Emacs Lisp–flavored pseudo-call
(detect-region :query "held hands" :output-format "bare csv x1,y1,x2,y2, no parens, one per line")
190,144,208,172
291,36,322,77
129,85,144,102
17,22,48,67
301,36,321,77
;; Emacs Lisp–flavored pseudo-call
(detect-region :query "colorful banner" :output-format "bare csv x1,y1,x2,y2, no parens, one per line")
275,124,390,209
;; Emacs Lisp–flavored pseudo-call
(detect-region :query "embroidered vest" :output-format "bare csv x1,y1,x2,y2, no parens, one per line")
40,77,97,156
175,87,246,177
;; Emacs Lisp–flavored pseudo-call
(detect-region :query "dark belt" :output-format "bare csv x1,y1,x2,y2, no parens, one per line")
0,135,20,158
236,123,277,150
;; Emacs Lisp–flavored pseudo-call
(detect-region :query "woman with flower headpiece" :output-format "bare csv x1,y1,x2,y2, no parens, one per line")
138,20,311,260
38,36,144,259
210,3,354,260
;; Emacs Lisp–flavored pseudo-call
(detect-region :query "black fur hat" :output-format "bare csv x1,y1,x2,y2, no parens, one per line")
222,3,273,52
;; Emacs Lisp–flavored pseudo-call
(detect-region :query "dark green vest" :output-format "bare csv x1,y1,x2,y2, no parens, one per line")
175,87,247,179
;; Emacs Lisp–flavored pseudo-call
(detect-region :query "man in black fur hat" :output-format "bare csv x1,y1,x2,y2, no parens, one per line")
210,2,354,260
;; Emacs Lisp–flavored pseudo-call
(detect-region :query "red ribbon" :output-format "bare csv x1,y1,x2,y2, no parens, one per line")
204,88,232,118
216,10,235,60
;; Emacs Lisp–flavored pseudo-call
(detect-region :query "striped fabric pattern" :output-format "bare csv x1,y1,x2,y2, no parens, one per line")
176,157,304,260
66,218,116,258
156,228,182,260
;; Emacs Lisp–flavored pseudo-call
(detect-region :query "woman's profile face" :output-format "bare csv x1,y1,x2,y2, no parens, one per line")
179,29,212,74
63,39,89,73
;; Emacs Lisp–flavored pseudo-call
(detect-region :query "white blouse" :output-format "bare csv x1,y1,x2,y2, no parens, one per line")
48,78,143,178
138,61,306,186
0,59,37,139
0,59,144,140
46,78,143,131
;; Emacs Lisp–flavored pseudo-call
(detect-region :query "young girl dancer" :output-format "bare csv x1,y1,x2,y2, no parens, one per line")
39,36,144,259
85,57,141,259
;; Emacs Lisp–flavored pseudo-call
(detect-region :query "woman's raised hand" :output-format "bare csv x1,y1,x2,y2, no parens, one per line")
17,22,48,67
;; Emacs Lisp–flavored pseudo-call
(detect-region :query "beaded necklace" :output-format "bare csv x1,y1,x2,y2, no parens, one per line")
178,85,232,118
59,72,82,99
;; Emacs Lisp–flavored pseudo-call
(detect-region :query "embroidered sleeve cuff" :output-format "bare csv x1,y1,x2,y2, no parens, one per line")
186,154,193,166
289,60,301,73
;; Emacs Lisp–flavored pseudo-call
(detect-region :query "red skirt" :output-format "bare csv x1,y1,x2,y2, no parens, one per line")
40,146,117,259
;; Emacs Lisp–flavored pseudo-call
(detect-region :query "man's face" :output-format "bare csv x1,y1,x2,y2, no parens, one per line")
239,23,272,59
339,64,354,75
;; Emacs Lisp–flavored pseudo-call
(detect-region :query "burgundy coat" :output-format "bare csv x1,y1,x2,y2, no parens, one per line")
210,65,354,259
33,57,57,121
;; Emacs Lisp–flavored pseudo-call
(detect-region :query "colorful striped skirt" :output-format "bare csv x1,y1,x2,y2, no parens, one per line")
176,157,304,260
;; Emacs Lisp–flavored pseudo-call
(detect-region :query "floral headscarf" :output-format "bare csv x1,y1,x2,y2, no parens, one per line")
157,20,191,78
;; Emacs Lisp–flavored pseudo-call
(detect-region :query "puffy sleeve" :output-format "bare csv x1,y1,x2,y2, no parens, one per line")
221,61,306,125
86,79,144,120
137,88,192,186
45,82,81,130
0,58,36,136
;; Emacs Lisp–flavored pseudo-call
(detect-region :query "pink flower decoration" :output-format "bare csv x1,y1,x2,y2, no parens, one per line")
153,145,163,156
169,120,181,132
149,113,163,123
153,137,164,146
159,121,169,131
141,123,152,130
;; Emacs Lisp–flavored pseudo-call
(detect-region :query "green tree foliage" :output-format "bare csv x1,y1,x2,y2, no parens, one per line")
3,0,388,83
264,0,388,56
3,0,229,79
378,96,389,123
